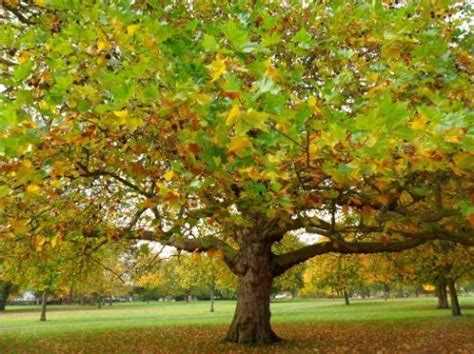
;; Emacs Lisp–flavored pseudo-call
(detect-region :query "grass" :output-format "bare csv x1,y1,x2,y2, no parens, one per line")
1,297,473,353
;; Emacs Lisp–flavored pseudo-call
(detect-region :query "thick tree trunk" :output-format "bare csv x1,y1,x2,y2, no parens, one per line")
343,288,350,305
97,294,102,309
447,278,461,316
40,291,47,321
225,240,280,345
436,278,449,309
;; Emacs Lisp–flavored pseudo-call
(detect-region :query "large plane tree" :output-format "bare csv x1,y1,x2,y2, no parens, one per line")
1,0,472,345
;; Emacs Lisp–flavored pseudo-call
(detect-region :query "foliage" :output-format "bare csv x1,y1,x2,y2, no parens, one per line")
301,254,364,298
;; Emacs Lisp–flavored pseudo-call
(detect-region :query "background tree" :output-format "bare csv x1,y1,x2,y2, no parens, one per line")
301,254,363,304
398,242,474,315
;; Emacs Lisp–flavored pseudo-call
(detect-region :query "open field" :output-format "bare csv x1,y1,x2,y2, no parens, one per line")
1,297,474,353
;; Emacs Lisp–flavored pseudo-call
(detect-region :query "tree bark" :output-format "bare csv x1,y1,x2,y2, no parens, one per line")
210,287,215,312
40,291,47,321
343,288,350,305
0,282,12,311
383,284,390,301
436,277,449,309
447,278,461,316
97,294,102,309
225,240,280,345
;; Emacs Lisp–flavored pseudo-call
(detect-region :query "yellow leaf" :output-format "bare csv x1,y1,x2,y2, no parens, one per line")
195,93,212,104
11,219,28,234
35,235,46,252
240,167,260,180
444,130,464,143
308,96,320,114
163,170,175,181
228,136,251,156
97,56,107,65
50,235,60,248
308,96,317,108
411,114,427,131
225,104,240,126
208,55,227,81
97,38,107,52
18,52,30,64
127,24,140,35
33,0,45,6
113,110,129,118
26,184,41,195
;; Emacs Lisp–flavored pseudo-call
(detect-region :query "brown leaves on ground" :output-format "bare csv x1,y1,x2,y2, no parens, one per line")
3,319,474,353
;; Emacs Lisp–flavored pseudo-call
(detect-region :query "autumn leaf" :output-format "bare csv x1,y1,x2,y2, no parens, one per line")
225,104,240,126
26,184,41,195
228,136,251,156
11,219,29,234
127,24,140,35
208,55,227,81
113,110,129,118
163,170,175,181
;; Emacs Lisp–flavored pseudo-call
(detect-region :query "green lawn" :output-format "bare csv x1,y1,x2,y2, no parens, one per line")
1,297,473,353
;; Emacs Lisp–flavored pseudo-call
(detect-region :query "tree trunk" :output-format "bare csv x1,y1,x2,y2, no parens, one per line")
343,288,350,305
383,284,390,301
225,240,280,345
109,296,113,306
210,287,215,312
447,278,461,316
40,291,47,321
97,294,102,309
436,278,449,309
0,282,12,311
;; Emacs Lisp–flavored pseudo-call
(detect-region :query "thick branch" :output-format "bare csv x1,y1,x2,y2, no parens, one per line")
272,238,425,276
83,226,237,266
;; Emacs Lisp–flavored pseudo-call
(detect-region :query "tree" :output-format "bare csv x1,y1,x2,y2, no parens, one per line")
359,253,402,300
301,254,364,304
174,252,236,311
1,0,472,345
399,242,473,315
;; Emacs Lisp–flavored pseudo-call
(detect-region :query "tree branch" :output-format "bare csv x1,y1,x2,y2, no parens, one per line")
0,56,16,66
76,162,154,198
1,3,36,25
272,238,425,276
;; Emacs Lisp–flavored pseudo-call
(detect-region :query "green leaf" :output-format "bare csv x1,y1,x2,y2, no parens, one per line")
291,28,313,49
222,21,251,52
13,61,34,82
202,34,218,52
